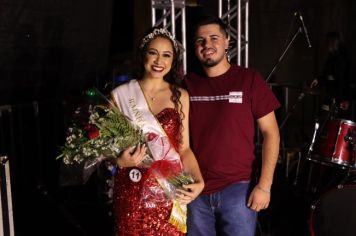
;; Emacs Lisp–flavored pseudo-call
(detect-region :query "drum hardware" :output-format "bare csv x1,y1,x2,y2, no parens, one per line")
279,147,302,180
285,110,318,187
293,150,302,186
344,131,356,168
307,120,319,157
309,182,345,210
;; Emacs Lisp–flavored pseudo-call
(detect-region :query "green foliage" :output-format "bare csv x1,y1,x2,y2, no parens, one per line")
57,105,144,164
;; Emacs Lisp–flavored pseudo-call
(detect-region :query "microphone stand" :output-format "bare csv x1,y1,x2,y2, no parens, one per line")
256,28,301,151
263,13,310,176
266,27,303,83
266,24,303,173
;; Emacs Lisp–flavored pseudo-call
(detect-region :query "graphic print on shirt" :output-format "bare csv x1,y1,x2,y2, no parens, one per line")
190,91,243,103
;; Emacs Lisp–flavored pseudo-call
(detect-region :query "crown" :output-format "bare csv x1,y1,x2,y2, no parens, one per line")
140,28,178,52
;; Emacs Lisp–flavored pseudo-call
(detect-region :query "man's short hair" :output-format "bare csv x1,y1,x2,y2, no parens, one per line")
193,14,228,38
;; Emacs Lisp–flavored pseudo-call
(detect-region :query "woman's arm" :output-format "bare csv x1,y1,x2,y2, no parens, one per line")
175,89,204,204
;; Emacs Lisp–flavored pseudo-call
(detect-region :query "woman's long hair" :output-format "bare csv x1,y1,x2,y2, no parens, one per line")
135,27,185,144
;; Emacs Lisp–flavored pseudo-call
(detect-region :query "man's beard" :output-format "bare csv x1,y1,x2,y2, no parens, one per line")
202,58,219,67
201,52,225,68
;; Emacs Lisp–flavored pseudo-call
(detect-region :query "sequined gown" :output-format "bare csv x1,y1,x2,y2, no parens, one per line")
113,108,184,236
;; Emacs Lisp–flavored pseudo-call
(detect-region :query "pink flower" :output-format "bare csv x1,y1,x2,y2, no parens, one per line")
146,132,158,141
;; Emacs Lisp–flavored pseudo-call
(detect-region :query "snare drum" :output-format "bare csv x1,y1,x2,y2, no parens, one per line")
310,185,356,236
314,119,356,167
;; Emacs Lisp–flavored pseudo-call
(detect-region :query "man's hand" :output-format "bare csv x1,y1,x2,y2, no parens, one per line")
247,185,271,212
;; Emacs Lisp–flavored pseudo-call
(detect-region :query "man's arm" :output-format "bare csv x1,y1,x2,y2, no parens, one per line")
247,111,280,212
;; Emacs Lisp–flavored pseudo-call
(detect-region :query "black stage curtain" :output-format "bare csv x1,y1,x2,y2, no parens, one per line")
0,0,113,104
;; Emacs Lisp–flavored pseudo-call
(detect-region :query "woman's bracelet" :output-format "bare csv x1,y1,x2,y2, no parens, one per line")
257,185,271,194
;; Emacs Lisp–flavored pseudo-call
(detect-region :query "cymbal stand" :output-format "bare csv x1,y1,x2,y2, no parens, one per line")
307,121,320,157
293,151,302,186
315,98,337,141
279,92,305,130
278,90,306,179
305,99,337,161
304,121,320,191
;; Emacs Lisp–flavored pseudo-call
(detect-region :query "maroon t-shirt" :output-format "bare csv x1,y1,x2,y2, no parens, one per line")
185,65,280,194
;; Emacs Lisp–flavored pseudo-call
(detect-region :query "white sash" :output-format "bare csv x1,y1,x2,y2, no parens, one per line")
111,79,181,164
112,80,187,233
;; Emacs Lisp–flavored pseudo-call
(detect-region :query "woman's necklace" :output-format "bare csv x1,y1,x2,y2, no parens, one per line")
143,90,159,102
139,80,168,102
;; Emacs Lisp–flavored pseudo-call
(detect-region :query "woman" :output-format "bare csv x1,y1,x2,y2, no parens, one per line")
111,27,204,235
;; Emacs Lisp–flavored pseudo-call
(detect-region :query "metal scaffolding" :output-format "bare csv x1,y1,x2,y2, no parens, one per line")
0,156,15,236
150,0,249,70
219,0,249,67
151,0,187,73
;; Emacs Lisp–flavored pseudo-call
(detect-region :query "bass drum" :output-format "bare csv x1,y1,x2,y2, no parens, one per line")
310,185,356,236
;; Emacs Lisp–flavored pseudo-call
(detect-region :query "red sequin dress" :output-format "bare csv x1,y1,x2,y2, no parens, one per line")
113,108,184,236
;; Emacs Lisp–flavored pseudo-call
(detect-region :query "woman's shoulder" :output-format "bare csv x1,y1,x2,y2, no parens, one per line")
178,87,188,97
178,87,189,105
112,79,137,93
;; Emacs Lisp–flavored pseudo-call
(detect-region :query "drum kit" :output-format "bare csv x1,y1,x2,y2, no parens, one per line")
304,116,356,235
304,111,356,236
308,118,356,168
268,82,356,236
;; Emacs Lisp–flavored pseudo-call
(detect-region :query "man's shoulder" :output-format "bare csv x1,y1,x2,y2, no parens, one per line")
231,65,258,75
230,66,265,85
184,72,205,88
185,71,205,80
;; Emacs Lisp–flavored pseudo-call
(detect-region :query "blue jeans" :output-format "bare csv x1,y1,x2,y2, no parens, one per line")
187,181,257,236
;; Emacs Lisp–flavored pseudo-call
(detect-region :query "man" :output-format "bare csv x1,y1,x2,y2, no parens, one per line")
184,15,280,236
310,31,352,120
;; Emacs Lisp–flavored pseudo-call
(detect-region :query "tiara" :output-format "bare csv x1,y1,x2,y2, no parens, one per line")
140,28,178,52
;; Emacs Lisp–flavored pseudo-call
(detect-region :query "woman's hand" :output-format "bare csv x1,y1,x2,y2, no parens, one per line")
175,181,204,205
116,144,147,168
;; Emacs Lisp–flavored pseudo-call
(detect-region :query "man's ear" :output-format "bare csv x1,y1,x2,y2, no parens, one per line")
224,37,229,51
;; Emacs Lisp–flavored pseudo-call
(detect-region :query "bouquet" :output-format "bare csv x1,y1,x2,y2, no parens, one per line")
57,104,151,181
57,96,194,232
57,104,147,164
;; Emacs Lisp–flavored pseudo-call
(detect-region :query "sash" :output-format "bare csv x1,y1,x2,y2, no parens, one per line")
111,79,187,233
112,80,187,233
111,79,182,165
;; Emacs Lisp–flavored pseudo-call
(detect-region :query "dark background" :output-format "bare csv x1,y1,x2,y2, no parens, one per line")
0,0,355,235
